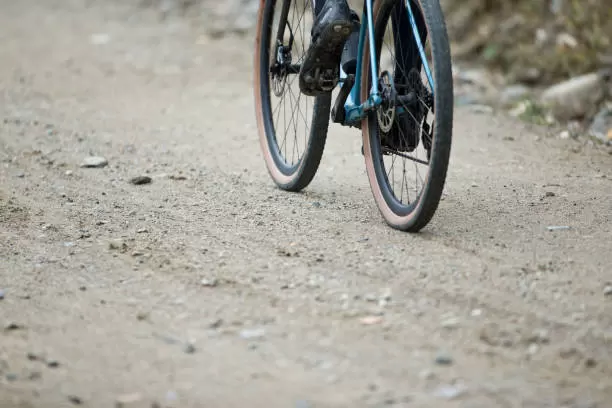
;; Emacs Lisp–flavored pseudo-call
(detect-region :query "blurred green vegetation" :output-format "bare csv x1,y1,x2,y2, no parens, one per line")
443,0,612,84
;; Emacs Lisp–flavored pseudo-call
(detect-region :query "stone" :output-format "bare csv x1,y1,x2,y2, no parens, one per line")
130,176,152,185
80,156,108,168
434,351,453,365
239,328,266,340
588,103,612,144
500,84,531,106
540,72,606,120
115,393,146,408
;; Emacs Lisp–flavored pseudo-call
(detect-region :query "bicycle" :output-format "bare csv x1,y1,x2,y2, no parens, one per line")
254,0,453,232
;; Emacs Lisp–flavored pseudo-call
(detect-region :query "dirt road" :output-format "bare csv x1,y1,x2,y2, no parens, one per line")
1,1,611,407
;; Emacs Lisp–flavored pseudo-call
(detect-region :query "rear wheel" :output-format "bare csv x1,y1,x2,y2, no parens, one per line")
361,0,453,232
254,0,331,192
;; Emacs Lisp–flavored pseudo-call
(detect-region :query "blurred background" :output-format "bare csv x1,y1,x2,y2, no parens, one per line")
141,0,612,145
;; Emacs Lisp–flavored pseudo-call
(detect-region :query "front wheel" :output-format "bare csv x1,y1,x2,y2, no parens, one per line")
254,0,331,192
361,0,453,232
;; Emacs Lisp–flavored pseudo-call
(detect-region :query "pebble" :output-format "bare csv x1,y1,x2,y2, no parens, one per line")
440,317,460,329
115,393,144,408
109,239,127,251
67,395,83,405
418,369,435,380
136,311,149,321
360,315,383,325
604,285,612,297
432,384,467,400
200,278,219,287
130,176,152,185
4,321,23,331
589,104,612,144
183,343,196,354
0,289,4,300
46,359,60,368
470,308,482,317
434,351,453,365
239,328,266,340
499,84,531,106
80,156,108,168
5,373,18,381
540,72,605,120
547,225,570,231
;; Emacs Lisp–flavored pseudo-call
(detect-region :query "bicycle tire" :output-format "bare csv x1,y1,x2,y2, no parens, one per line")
254,0,331,192
361,0,453,232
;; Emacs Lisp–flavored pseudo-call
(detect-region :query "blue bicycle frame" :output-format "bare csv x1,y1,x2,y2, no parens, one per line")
338,0,434,127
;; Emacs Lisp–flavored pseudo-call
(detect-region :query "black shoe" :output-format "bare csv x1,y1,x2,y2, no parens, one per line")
299,0,353,96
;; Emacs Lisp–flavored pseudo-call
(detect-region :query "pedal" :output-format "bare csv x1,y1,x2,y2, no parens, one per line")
331,74,355,124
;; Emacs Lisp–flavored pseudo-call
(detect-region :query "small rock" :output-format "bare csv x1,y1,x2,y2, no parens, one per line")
136,228,148,233
556,32,578,49
432,384,467,400
165,391,178,404
109,239,127,251
603,285,612,297
500,84,531,106
5,373,18,381
547,225,570,231
295,400,313,408
80,156,108,168
90,33,110,45
209,318,223,329
470,308,482,317
200,278,218,287
15,172,25,178
469,104,494,114
434,351,453,365
360,315,383,325
528,329,550,344
380,288,392,301
136,311,149,321
545,191,556,197
183,343,196,354
115,393,143,408
130,176,152,185
65,170,73,176
0,289,5,300
440,317,460,329
418,369,435,380
27,352,40,361
239,328,266,340
527,343,539,355
28,371,42,380
46,359,60,368
4,321,23,331
588,104,612,144
540,72,605,120
67,395,83,405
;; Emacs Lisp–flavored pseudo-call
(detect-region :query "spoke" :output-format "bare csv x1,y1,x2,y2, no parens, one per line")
382,148,429,165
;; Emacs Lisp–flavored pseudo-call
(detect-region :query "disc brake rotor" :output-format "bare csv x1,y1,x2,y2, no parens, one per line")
377,71,396,133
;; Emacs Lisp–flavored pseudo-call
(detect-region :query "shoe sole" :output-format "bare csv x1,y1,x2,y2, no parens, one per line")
299,20,353,96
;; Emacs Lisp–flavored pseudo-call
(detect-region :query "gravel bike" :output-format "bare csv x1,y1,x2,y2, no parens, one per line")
254,0,453,232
